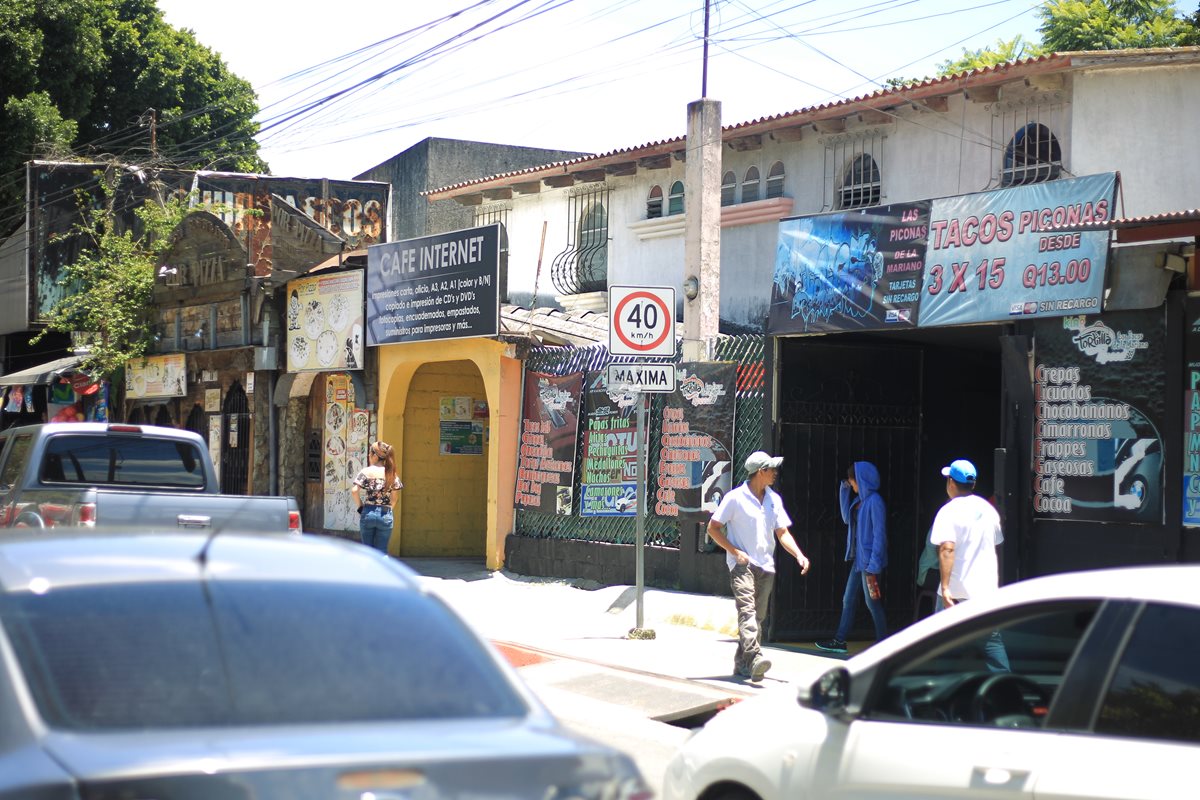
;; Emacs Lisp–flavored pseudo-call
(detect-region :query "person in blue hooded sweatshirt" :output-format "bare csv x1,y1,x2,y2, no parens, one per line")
816,461,888,654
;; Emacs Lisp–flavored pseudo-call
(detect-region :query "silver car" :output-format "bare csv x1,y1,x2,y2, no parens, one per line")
0,530,650,799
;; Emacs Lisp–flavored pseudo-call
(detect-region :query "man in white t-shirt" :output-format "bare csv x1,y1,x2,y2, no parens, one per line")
930,458,1010,672
930,459,1004,606
707,451,811,682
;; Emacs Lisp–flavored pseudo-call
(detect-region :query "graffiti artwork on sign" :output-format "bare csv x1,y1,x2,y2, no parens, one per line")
655,363,737,518
514,372,582,514
1032,310,1165,523
769,202,929,334
580,371,639,517
1184,300,1200,526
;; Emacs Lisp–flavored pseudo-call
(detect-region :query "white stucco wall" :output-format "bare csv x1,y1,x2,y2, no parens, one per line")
490,58,1199,328
1069,63,1200,217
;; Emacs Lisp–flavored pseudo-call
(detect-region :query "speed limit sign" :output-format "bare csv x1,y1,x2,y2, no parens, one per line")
609,285,676,357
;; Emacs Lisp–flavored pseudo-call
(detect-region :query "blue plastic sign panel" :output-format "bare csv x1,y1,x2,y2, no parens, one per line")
918,173,1118,327
366,224,500,345
609,285,676,357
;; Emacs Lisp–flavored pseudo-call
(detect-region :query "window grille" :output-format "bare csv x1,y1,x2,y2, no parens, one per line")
668,181,685,215
550,184,610,295
721,171,736,206
838,154,881,209
766,161,785,199
822,128,887,210
742,167,760,203
474,206,510,302
989,95,1067,189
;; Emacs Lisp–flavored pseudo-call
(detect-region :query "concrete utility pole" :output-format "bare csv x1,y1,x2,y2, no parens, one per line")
682,98,722,363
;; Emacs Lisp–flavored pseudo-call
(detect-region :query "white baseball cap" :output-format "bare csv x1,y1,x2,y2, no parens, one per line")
745,450,783,473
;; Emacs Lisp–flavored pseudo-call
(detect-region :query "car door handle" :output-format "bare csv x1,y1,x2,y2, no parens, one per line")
177,514,212,528
972,766,1032,790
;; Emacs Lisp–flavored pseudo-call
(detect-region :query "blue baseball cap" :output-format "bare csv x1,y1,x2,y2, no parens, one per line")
941,459,977,483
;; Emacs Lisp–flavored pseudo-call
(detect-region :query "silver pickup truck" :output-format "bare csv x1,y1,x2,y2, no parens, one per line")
0,422,300,533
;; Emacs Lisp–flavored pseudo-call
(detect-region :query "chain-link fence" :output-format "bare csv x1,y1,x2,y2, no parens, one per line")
515,334,765,548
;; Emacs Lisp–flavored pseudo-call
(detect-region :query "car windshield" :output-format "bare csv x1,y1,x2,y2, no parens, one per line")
40,434,207,489
2,580,526,730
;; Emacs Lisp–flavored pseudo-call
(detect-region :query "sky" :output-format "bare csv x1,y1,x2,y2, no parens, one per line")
155,0,1047,180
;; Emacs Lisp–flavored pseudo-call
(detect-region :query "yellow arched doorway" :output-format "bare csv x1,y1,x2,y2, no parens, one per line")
376,338,521,569
398,360,487,556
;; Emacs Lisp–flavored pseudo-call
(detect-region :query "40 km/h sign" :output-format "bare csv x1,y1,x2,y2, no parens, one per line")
609,285,676,357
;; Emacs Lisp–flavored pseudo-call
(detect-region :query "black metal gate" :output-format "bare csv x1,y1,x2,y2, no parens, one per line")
771,341,922,641
220,382,250,494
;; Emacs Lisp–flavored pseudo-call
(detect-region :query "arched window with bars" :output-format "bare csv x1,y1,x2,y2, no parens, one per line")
668,181,685,215
742,167,760,203
766,161,785,199
647,185,663,219
721,171,736,206
1002,122,1062,187
838,153,881,210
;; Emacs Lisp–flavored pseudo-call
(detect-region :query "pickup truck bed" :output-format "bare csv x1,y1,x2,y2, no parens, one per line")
0,422,300,534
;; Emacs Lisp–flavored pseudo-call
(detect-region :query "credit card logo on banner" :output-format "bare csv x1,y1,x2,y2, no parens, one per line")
885,308,912,323
1010,301,1038,316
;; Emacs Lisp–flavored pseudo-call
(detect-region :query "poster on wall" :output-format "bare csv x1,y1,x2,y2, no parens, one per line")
768,201,930,334
286,270,365,372
438,394,487,456
919,173,1117,327
126,354,186,399
653,363,737,518
514,372,582,514
579,372,640,517
207,415,221,473
1184,299,1200,526
1032,309,1165,523
323,375,366,533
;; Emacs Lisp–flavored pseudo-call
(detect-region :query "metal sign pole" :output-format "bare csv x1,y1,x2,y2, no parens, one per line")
635,389,646,631
629,388,655,640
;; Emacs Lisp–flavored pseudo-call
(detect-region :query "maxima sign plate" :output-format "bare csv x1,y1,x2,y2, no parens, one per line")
606,363,676,393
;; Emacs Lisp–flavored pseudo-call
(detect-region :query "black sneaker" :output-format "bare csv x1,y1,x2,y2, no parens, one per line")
815,639,847,654
749,657,772,681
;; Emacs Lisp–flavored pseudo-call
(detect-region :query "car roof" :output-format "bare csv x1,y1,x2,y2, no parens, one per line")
985,564,1200,607
849,563,1200,671
0,531,419,593
0,422,205,442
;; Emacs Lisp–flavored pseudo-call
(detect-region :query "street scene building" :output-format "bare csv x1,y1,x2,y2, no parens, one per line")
422,48,1200,637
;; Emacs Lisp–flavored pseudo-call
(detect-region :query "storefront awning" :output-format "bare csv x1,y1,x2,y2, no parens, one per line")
0,355,83,386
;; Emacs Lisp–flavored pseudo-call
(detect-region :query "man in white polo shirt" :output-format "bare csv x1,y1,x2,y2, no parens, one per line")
707,450,811,681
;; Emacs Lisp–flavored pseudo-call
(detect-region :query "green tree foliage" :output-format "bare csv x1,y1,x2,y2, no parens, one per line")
937,35,1046,75
931,0,1196,78
1038,0,1197,51
33,165,193,379
0,0,265,237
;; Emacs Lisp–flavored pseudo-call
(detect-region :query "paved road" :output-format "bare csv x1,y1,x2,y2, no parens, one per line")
405,557,836,793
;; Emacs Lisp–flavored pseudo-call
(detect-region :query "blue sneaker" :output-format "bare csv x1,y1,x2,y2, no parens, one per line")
815,639,847,654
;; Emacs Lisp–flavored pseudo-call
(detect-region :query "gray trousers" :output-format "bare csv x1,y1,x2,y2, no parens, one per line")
730,563,774,674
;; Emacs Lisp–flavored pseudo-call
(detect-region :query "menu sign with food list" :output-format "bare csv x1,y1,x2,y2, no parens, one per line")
366,224,500,345
286,270,365,373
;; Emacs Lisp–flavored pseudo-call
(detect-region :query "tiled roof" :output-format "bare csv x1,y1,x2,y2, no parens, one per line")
425,47,1200,199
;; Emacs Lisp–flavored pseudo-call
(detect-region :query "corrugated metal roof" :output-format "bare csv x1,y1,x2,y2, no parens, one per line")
500,304,608,346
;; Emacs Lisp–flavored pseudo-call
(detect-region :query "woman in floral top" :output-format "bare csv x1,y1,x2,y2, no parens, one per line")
352,440,402,554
